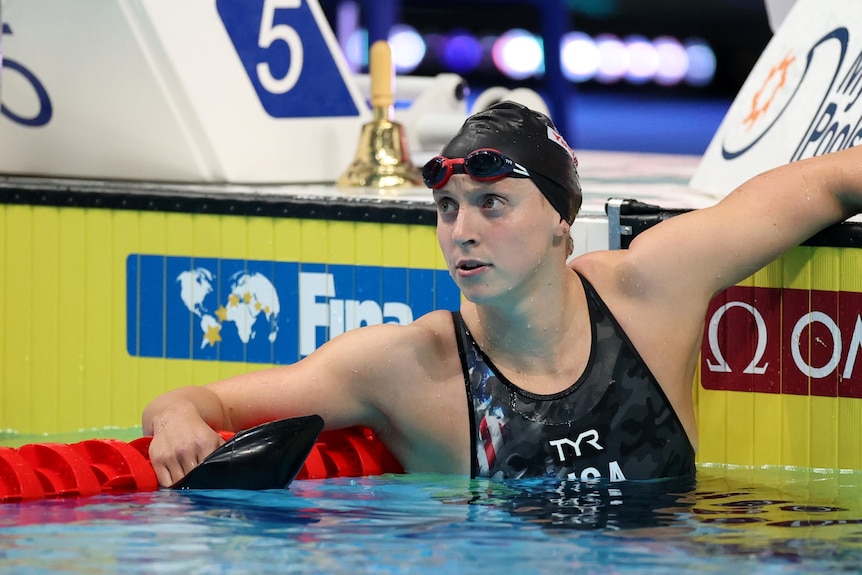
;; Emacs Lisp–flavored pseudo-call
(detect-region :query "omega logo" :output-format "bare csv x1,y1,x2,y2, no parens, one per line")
701,286,862,398
706,301,770,375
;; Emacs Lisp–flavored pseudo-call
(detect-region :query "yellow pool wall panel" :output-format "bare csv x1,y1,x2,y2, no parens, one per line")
4,199,862,473
695,245,862,471
0,203,444,435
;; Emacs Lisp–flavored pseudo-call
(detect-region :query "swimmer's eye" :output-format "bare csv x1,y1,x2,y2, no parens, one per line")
436,198,456,213
481,196,505,210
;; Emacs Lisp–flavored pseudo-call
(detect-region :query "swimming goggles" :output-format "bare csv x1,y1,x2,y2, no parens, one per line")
422,148,530,189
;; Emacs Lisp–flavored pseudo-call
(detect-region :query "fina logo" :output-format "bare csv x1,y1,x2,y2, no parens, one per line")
722,27,862,161
216,0,360,118
126,255,460,364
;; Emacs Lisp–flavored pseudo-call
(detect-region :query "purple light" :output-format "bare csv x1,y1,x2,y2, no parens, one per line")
624,35,659,84
653,36,688,86
594,34,628,84
442,31,484,75
684,38,716,86
344,28,369,71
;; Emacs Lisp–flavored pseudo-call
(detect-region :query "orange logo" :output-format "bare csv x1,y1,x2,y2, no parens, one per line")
742,51,796,131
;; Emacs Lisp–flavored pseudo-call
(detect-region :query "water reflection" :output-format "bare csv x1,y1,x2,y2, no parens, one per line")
457,474,696,531
2,466,862,572
430,466,862,564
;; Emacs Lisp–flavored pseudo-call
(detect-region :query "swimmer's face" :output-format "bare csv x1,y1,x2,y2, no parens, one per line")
433,174,568,305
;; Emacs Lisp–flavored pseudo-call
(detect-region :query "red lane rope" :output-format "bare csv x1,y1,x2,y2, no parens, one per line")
0,427,403,503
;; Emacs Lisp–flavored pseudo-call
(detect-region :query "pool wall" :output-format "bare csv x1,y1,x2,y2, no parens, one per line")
3,178,862,473
0,179,454,437
695,243,862,471
615,202,862,471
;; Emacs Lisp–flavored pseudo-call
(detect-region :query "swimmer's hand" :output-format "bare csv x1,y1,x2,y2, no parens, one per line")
171,416,325,491
147,404,226,488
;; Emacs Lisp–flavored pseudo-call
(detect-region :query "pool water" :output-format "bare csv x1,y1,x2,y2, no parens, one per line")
1,465,861,574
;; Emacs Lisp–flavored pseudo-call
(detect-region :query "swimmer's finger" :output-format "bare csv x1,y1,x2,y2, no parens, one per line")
153,459,183,488
178,456,201,483
150,445,195,488
171,441,222,487
151,433,224,488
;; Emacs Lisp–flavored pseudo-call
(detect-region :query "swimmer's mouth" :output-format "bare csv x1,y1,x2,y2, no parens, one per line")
456,260,488,272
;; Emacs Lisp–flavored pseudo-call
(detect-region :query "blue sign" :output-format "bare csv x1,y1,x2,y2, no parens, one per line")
216,0,361,118
126,255,460,364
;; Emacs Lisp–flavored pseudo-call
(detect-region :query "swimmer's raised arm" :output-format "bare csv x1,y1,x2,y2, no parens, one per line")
143,310,460,487
568,145,862,444
613,145,862,309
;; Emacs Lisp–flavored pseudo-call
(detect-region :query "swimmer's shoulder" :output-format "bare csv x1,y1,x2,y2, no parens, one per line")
570,245,667,303
392,309,458,362
569,249,642,297
350,309,459,374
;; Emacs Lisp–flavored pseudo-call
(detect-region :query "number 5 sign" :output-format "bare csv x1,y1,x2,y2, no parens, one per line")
217,0,360,117
0,0,369,183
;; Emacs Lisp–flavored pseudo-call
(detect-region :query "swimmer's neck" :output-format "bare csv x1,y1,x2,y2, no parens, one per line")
463,274,584,360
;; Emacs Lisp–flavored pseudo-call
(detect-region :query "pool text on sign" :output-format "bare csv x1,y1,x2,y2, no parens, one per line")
702,286,862,397
723,27,862,162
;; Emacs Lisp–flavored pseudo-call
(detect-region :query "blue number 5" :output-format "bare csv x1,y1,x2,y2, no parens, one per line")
257,0,303,94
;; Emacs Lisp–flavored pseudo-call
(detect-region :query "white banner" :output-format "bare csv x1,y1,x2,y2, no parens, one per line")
691,0,862,196
0,0,369,183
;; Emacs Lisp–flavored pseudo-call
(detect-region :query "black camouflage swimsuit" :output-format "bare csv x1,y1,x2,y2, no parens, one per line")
455,272,696,481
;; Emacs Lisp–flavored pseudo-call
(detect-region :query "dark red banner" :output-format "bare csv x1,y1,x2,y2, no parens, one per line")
701,286,862,398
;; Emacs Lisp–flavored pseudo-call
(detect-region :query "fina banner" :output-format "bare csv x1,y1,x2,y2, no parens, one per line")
0,0,369,183
126,254,461,364
690,0,862,195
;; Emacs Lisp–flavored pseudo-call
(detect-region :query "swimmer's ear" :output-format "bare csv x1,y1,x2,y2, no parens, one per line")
556,219,570,238
171,415,324,491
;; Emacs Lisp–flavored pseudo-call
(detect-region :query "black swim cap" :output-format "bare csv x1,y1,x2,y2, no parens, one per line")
439,101,581,224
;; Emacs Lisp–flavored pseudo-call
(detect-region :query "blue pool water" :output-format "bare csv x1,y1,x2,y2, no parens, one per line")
2,465,862,574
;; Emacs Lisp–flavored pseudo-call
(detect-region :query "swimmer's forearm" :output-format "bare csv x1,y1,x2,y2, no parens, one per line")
142,385,228,436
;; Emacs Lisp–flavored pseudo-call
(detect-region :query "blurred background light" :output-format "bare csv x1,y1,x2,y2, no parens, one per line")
684,38,717,86
388,24,426,73
561,31,600,82
344,27,369,71
442,31,484,75
624,35,659,84
339,22,715,89
594,34,628,84
492,29,544,80
653,36,689,86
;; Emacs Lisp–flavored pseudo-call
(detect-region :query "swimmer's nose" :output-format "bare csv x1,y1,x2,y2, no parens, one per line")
451,207,478,247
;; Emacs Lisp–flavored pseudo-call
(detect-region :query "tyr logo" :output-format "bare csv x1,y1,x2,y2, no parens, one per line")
549,429,603,461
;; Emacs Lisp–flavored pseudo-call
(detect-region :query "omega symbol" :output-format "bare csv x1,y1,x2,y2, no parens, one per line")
706,301,769,375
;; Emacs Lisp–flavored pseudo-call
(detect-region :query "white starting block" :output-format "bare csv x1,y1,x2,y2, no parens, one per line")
0,0,373,183
0,0,549,185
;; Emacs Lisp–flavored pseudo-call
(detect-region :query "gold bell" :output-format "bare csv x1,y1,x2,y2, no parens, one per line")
337,40,423,190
